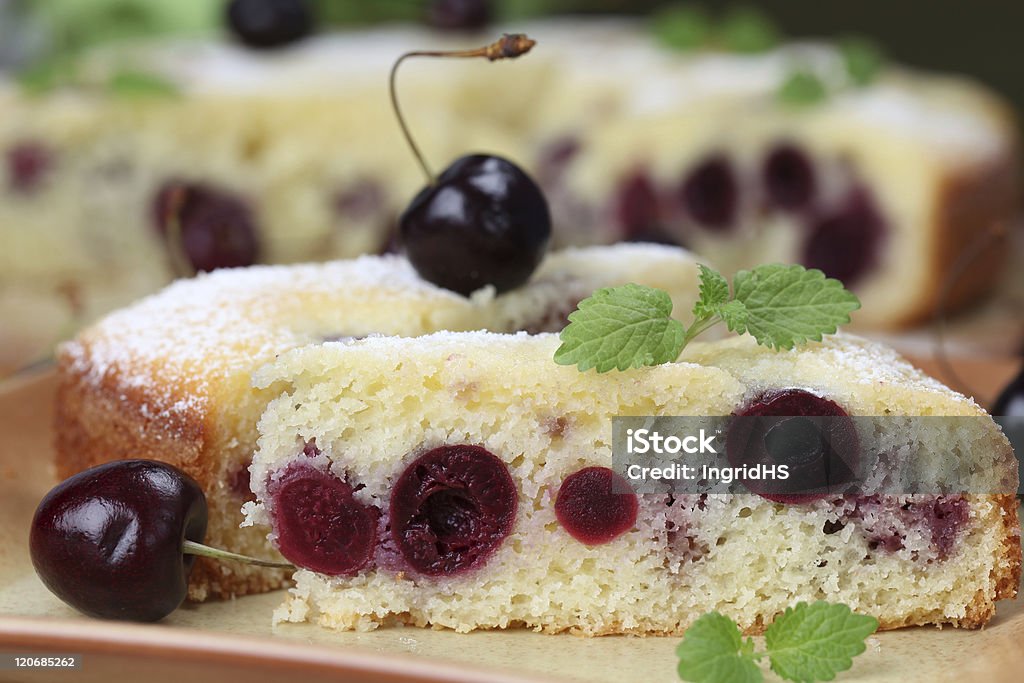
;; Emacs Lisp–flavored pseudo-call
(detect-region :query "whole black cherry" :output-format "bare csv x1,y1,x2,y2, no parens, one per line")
30,460,208,622
391,34,551,296
29,460,291,622
427,0,493,31
226,0,313,49
400,154,551,295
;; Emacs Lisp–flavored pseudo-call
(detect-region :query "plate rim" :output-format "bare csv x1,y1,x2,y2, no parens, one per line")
0,615,548,683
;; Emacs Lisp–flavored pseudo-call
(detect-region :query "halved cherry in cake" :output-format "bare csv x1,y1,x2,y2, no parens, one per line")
614,169,677,245
555,467,638,545
152,181,261,273
922,496,969,558
762,143,816,211
727,389,859,504
802,187,885,288
6,141,53,194
679,154,739,231
269,463,379,575
390,445,517,576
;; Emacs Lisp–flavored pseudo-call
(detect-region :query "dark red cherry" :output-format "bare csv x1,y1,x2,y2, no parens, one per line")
390,445,517,576
555,467,638,545
924,495,969,558
680,155,739,231
426,0,492,31
727,389,859,504
152,181,260,273
400,154,551,296
29,460,208,622
226,0,313,49
268,463,379,576
763,143,816,211
802,188,885,288
615,169,677,244
6,141,52,194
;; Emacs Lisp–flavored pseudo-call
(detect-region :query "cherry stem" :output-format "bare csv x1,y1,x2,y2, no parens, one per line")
388,33,537,185
182,539,294,569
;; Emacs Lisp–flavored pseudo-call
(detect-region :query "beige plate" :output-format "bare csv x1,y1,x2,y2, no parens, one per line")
1,366,1022,683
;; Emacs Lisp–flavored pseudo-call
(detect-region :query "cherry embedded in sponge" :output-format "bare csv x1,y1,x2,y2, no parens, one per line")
763,143,816,211
680,154,739,231
727,389,859,504
153,181,260,274
269,464,380,575
555,466,639,545
390,445,517,576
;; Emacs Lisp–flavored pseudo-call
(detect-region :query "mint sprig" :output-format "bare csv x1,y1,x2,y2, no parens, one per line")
552,284,686,373
554,264,859,373
840,37,885,87
777,70,828,107
677,602,878,683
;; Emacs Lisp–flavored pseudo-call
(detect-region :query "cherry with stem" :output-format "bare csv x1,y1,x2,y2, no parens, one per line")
391,34,553,296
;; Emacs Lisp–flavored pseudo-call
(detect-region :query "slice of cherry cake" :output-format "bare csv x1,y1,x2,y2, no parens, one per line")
245,332,1019,634
55,243,702,601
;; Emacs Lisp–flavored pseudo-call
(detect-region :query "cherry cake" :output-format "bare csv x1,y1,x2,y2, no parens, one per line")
54,243,702,600
2,22,1019,369
244,333,1018,634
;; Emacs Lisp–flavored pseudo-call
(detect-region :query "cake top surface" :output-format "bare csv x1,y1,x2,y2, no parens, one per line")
59,242,698,408
255,329,983,418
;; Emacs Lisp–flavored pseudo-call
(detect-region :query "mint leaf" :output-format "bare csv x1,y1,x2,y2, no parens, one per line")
717,299,748,333
719,7,781,54
108,70,180,98
676,612,762,683
778,71,828,107
840,37,884,87
17,58,79,95
732,264,860,349
765,602,878,683
692,264,730,319
553,284,685,373
652,4,713,51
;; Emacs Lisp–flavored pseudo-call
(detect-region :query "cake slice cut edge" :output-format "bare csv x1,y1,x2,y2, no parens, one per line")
245,332,1020,635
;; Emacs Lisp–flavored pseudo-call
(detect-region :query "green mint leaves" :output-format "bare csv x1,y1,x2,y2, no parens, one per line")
777,71,828,107
778,35,886,106
840,37,885,87
676,612,763,683
653,4,779,54
730,264,861,349
552,284,686,373
677,602,879,683
554,264,859,373
653,5,715,52
18,60,179,98
764,603,880,682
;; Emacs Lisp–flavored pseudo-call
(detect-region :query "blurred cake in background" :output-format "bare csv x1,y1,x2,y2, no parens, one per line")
0,1,1019,370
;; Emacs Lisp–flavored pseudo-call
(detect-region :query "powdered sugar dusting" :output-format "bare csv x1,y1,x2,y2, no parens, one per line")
60,255,462,414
